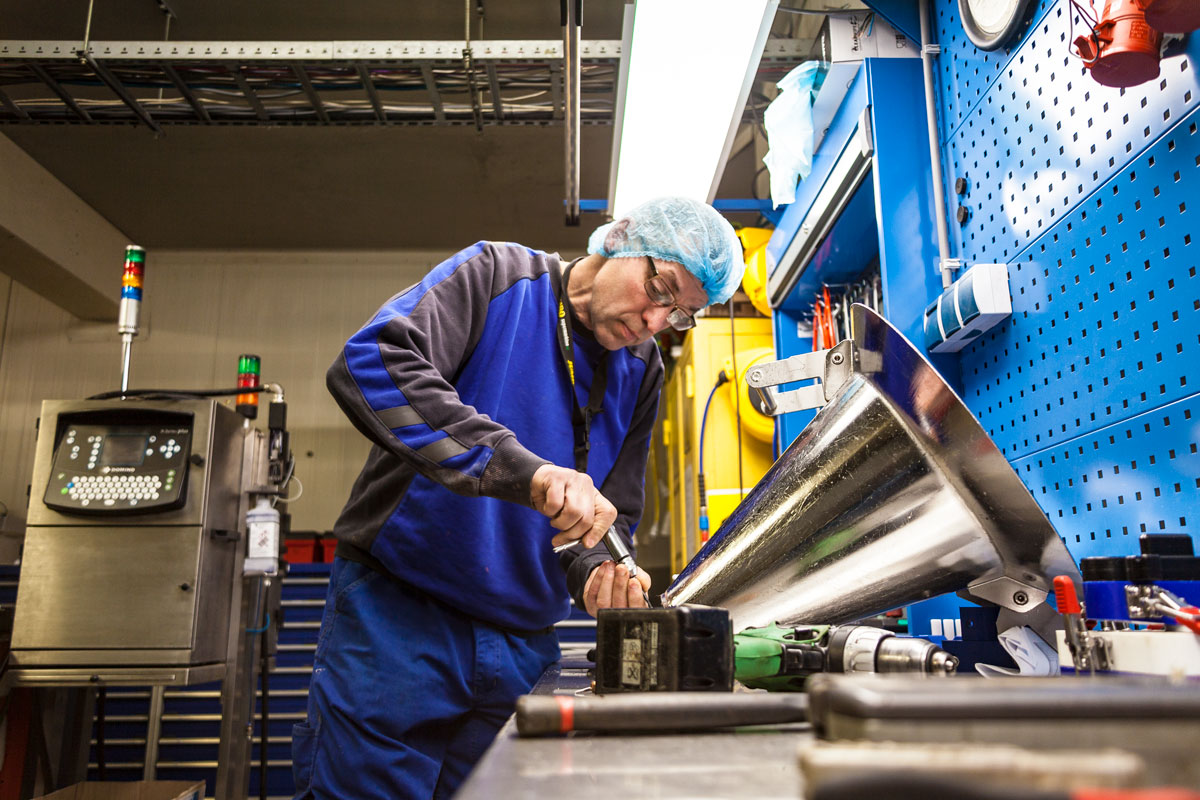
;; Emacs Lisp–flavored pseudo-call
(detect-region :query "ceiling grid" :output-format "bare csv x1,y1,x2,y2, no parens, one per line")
0,39,806,127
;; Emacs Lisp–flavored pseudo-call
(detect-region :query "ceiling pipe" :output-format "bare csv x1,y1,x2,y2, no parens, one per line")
562,0,582,225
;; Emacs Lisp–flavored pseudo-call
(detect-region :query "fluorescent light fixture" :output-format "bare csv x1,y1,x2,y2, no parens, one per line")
609,0,780,219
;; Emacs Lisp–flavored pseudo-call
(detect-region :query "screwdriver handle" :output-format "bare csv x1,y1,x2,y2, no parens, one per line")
601,526,637,575
600,525,653,606
554,527,635,566
553,528,636,568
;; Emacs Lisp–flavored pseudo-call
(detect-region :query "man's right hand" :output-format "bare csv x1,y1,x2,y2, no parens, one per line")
530,464,617,550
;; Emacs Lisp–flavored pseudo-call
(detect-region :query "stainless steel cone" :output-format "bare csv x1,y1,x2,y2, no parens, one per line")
661,305,1079,632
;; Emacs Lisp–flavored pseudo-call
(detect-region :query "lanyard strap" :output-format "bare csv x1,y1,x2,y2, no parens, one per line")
551,259,609,473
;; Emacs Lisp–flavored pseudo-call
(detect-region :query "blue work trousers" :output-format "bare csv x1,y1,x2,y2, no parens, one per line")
291,557,560,800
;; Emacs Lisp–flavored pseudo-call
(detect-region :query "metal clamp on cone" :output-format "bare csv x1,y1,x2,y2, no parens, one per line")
747,339,858,416
662,305,1080,656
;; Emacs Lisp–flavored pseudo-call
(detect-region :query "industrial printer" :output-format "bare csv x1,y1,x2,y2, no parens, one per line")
515,305,1200,797
0,248,291,799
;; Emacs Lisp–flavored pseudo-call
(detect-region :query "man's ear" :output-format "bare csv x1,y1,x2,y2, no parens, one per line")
604,218,630,251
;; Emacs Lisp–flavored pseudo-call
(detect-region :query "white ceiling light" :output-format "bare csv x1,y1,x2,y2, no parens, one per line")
608,0,780,219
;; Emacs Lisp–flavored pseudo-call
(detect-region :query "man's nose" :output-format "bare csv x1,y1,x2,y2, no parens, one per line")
644,304,673,334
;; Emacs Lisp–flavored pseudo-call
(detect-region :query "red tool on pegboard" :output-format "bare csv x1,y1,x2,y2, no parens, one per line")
812,295,825,352
821,287,835,349
1073,0,1163,88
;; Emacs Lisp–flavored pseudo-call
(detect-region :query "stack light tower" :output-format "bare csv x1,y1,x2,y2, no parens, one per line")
118,245,146,393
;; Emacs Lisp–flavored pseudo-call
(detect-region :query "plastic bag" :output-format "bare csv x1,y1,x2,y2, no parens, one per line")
762,61,821,209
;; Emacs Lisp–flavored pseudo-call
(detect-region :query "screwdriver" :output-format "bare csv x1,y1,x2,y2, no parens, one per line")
553,525,652,606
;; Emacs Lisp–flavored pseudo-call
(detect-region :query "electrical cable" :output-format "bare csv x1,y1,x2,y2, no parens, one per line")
246,574,272,800
728,301,745,500
271,456,298,507
697,372,730,539
247,576,267,635
751,165,770,201
1068,0,1101,61
259,623,270,800
698,376,728,479
87,386,272,400
246,611,271,635
282,474,304,503
242,576,272,799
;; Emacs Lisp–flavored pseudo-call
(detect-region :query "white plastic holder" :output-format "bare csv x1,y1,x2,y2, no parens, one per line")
244,496,280,576
924,262,1012,353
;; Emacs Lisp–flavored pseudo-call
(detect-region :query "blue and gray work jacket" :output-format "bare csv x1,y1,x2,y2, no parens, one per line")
326,241,664,632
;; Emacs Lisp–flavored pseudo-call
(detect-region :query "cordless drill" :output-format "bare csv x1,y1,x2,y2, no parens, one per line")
592,606,958,693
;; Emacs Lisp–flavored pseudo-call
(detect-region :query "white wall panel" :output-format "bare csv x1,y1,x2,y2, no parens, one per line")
0,249,445,537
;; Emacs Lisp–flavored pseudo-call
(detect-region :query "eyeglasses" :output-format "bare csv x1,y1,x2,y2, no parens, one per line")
644,258,698,331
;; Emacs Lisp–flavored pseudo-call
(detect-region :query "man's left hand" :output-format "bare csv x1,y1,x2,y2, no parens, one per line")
582,560,652,617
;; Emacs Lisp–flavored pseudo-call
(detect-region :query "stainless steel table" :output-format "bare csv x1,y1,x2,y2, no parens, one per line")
457,661,813,799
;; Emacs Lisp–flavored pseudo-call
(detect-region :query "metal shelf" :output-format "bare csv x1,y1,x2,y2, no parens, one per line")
0,38,806,128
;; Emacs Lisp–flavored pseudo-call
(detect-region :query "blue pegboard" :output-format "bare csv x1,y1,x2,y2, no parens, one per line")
1011,396,1200,557
962,103,1200,460
761,0,1198,635
950,21,1200,263
936,0,1059,132
938,0,1200,565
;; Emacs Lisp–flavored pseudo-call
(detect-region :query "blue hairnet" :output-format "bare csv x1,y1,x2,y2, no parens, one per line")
587,197,745,305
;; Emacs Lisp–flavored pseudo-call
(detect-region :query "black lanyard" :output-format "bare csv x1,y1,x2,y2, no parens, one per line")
551,259,608,473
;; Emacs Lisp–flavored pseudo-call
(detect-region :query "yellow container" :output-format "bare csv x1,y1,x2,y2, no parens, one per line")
656,316,775,575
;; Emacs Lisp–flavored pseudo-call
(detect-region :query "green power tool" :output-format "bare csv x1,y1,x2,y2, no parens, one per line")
592,607,958,694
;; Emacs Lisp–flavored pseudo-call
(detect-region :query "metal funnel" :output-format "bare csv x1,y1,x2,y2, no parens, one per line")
661,305,1079,632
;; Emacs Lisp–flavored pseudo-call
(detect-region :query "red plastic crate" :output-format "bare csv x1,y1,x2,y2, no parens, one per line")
284,539,319,563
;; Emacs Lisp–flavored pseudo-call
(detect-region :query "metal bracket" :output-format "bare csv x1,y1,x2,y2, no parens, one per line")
967,575,1049,613
984,580,1112,671
1125,583,1197,624
1126,583,1160,619
745,339,855,415
938,256,963,275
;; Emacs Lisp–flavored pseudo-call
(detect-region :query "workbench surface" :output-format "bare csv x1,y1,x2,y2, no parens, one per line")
456,660,813,799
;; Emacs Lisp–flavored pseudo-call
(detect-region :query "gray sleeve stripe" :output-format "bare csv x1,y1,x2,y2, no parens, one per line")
416,437,469,463
377,405,424,429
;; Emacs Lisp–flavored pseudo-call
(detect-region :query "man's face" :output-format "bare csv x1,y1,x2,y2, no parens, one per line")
587,256,709,350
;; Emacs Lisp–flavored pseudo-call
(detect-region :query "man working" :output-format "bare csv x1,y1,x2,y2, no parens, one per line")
292,196,745,799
